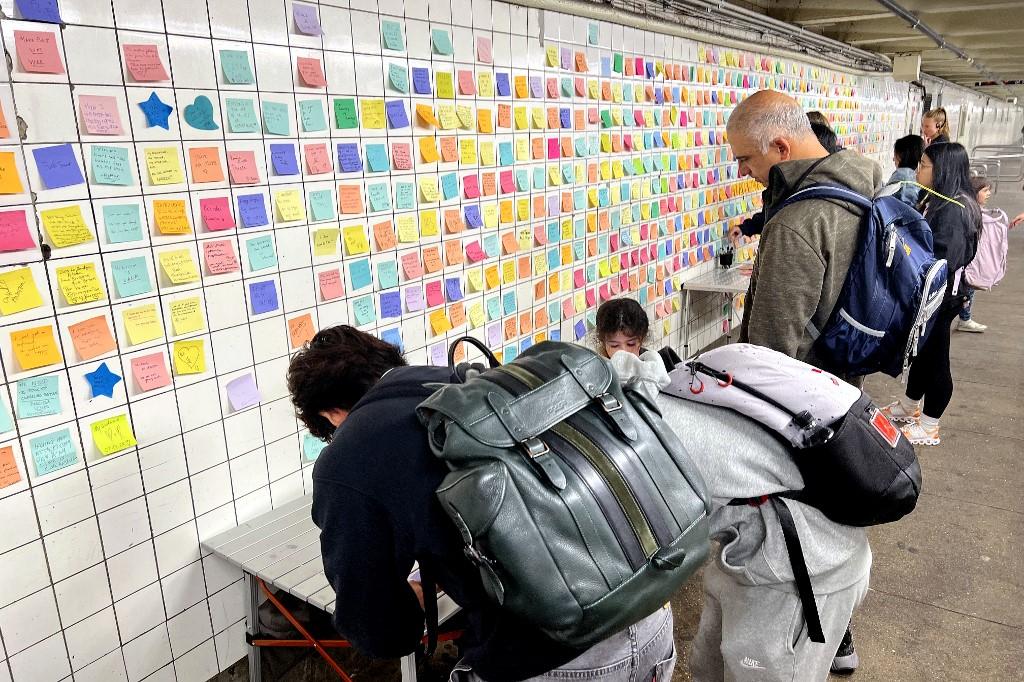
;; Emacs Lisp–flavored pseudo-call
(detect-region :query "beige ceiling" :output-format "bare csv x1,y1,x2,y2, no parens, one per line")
735,0,1024,100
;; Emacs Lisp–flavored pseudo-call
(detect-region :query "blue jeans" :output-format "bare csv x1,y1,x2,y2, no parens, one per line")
959,288,976,321
450,606,676,681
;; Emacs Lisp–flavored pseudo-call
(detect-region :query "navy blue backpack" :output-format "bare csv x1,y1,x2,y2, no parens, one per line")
776,184,948,378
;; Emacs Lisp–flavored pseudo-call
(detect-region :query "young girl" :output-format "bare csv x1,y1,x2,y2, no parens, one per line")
888,135,925,206
882,143,980,445
921,108,950,146
594,298,650,358
958,176,1016,332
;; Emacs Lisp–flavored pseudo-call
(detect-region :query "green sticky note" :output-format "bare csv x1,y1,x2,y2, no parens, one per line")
17,375,61,419
352,295,376,326
376,260,399,289
333,98,358,129
600,110,612,128
298,100,327,132
394,182,414,210
220,50,255,84
431,28,453,55
225,98,260,133
110,256,153,298
262,101,291,136
309,190,334,221
246,235,278,271
30,428,77,477
380,19,404,51
388,63,409,93
561,78,573,97
103,204,143,244
486,297,501,320
613,53,623,73
0,398,13,434
588,23,599,45
303,433,325,461
90,145,132,186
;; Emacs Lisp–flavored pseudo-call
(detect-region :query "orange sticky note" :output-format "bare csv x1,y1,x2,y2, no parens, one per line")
372,220,396,250
10,325,62,370
304,143,332,174
497,104,512,129
297,56,327,88
188,147,225,183
422,246,443,274
448,302,466,328
501,232,519,255
416,104,438,127
444,210,464,233
0,446,19,489
288,313,315,349
14,30,65,74
0,152,25,195
477,109,493,133
153,199,191,235
444,240,464,265
227,151,259,184
439,137,458,163
122,44,169,81
68,315,117,361
0,102,9,138
419,136,439,163
338,184,363,214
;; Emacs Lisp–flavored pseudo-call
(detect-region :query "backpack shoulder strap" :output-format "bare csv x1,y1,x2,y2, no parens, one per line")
778,184,873,212
769,497,826,644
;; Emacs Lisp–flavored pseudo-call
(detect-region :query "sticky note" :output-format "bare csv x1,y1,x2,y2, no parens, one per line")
103,204,142,244
388,63,409,93
14,30,64,74
429,309,452,334
431,28,454,55
297,56,327,88
303,433,326,460
123,44,169,81
0,445,19,489
318,269,343,300
269,144,300,176
225,98,260,133
145,147,184,185
0,268,43,315
293,3,322,35
288,313,315,349
130,353,171,392
204,239,240,275
30,429,76,477
274,189,306,222
304,143,332,175
221,49,255,84
245,234,278,271
237,194,269,227
158,249,200,284
15,0,62,24
249,281,279,314
477,36,493,63
385,100,410,129
10,325,62,370
199,197,235,231
188,147,224,183
367,183,391,212
380,291,401,318
55,263,105,305
90,146,132,186
352,295,376,326
16,375,60,418
262,100,291,136
68,316,117,360
173,339,206,374
79,95,124,135
227,151,259,184
0,152,24,195
153,199,191,235
349,259,372,290
183,94,218,130
334,98,358,128
338,185,363,214
309,190,334,222
342,225,370,256
122,304,163,345
33,144,85,189
138,92,173,129
168,296,204,335
84,362,121,398
226,373,261,411
405,286,425,312
298,99,328,132
360,99,386,129
381,19,404,50
412,68,432,95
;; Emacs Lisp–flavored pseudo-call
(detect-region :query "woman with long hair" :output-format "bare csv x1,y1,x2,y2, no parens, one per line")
921,107,951,145
882,143,980,445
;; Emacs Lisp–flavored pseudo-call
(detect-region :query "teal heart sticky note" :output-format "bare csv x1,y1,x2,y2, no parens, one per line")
184,95,219,130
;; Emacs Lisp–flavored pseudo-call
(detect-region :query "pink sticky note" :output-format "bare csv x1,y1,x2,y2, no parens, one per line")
425,280,444,307
228,151,259,184
463,175,480,199
131,352,172,391
547,138,559,160
304,143,332,175
203,239,240,274
618,273,629,291
78,95,124,135
465,241,485,262
534,225,547,245
392,143,412,170
499,171,514,194
634,110,645,126
585,289,596,307
318,269,344,300
0,210,37,252
458,70,476,96
573,269,585,288
200,197,236,231
561,298,575,318
14,30,65,74
476,36,492,64
610,234,620,251
546,79,558,98
404,286,425,312
401,252,423,279
297,57,327,88
122,44,169,82
599,284,611,301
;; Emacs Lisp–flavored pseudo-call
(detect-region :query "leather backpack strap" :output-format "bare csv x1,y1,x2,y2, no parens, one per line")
419,559,439,656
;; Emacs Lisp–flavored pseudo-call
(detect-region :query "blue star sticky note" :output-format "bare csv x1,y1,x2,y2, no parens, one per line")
138,92,173,129
84,362,122,399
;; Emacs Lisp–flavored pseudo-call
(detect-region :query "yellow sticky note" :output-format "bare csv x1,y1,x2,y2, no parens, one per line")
40,205,94,248
144,147,184,185
168,296,204,335
501,260,516,284
482,204,498,229
158,249,200,284
419,209,439,237
91,414,138,456
342,225,370,256
419,136,439,163
459,139,477,165
531,108,545,129
588,80,599,99
548,166,561,186
467,269,484,293
479,142,496,166
397,215,418,243
429,309,452,335
56,263,105,305
513,107,528,130
10,325,62,370
153,199,191,235
0,151,25,194
484,266,500,290
546,45,559,67
418,177,440,202
478,72,494,98
514,138,529,160
516,199,529,221
436,72,455,99
274,189,306,222
469,302,486,329
456,105,473,129
123,304,163,345
172,339,206,375
313,228,339,256
0,268,44,315
360,99,386,129
498,201,513,224
437,105,458,130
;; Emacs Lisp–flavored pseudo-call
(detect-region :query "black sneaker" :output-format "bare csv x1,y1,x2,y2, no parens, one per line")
831,627,859,674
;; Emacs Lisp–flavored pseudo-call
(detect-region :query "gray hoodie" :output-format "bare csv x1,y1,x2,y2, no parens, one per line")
739,150,884,371
612,352,870,595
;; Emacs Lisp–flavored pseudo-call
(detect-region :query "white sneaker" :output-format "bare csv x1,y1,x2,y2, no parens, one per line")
880,400,920,424
901,419,941,446
957,319,987,333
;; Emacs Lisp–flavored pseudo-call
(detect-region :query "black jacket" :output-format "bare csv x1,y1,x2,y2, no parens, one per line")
311,366,583,681
922,192,979,304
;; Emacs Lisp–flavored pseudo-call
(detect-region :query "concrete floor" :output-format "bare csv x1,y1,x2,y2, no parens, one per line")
211,184,1024,682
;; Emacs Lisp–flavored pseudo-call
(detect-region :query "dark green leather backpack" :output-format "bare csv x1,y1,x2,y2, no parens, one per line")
417,338,710,648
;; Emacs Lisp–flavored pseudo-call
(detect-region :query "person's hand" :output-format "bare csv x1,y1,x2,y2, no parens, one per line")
408,580,425,609
1011,212,1024,229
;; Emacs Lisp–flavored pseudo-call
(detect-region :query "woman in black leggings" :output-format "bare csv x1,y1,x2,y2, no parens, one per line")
882,143,980,445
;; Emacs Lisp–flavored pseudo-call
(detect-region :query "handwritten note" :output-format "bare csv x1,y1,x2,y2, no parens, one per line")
297,57,327,88
110,256,153,298
103,204,143,244
0,446,19,489
226,373,261,411
199,197,235,231
173,339,206,374
145,147,184,185
0,267,43,315
90,146,132,185
203,239,240,275
188,147,224,183
29,429,77,477
227,151,259,184
226,98,260,132
14,30,64,74
131,352,171,391
41,205,93,248
33,144,85,189
168,296,204,335
91,414,137,456
68,316,117,361
293,3,323,35
153,199,191,235
10,325,62,370
79,95,124,135
249,281,279,314
55,262,105,305
123,44,169,81
245,234,277,271
158,249,200,284
220,50,255,84
122,304,163,345
16,375,60,418
288,313,315,348
318,269,343,300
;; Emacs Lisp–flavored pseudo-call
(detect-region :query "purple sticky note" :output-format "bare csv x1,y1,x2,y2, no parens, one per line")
429,343,446,366
292,3,322,36
560,48,571,71
385,100,409,129
404,285,425,312
32,144,85,189
646,61,655,78
380,291,401,319
412,67,432,95
547,195,559,216
444,277,463,302
249,280,279,314
226,373,262,410
529,76,542,98
495,72,511,97
574,320,587,340
486,324,501,347
337,143,362,172
559,108,571,128
464,205,482,228
269,144,299,176
16,0,61,23
237,193,269,228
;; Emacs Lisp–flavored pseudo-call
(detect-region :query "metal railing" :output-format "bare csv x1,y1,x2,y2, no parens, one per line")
971,145,1024,185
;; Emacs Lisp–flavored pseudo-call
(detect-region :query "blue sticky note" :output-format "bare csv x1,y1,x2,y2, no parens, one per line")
110,256,153,298
440,173,458,200
380,328,404,352
499,143,513,166
504,345,517,362
601,57,611,77
377,260,399,289
483,234,499,257
380,19,405,51
588,23,599,45
303,433,326,461
249,281,279,314
547,249,560,269
184,95,219,131
33,144,85,189
502,291,517,315
365,144,390,172
225,98,260,133
237,194,269,227
84,362,122,399
138,92,173,129
516,170,529,192
16,0,61,23
388,63,409,93
464,205,482,228
90,146,133,186
0,400,11,434
394,182,414,210
17,375,60,418
445,278,463,302
533,167,545,190
412,67,432,95
367,183,391,212
548,301,560,323
309,190,334,221
486,297,501,320
246,235,278,271
380,291,401,319
337,143,362,172
298,99,328,132
349,259,372,290
562,165,574,183
352,295,376,325
262,101,291,136
520,338,533,353
103,204,143,244
269,144,300,176
385,100,409,129
574,320,587,340
431,28,454,55
221,50,255,84
495,72,511,97
30,428,77,477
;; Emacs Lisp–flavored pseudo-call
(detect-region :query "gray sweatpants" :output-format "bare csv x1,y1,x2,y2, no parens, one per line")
690,561,869,682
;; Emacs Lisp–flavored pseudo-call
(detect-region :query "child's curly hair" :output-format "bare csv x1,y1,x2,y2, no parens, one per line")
595,298,649,344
